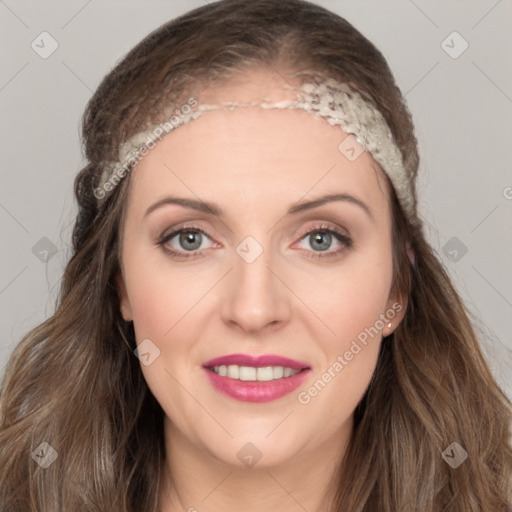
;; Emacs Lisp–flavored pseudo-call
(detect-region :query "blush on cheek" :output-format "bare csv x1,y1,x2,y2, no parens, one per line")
130,283,172,341
325,288,389,342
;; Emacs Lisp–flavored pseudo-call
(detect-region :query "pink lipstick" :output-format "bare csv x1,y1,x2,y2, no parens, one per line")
202,353,311,403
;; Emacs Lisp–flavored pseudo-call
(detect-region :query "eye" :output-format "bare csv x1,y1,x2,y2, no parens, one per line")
157,223,353,260
157,225,217,259
294,224,353,259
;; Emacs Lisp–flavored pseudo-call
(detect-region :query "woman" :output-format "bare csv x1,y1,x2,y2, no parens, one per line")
1,1,510,510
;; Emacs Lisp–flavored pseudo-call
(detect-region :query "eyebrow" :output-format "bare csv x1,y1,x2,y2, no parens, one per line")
144,193,373,221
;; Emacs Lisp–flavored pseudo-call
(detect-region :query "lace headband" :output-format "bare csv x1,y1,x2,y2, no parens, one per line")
94,77,415,223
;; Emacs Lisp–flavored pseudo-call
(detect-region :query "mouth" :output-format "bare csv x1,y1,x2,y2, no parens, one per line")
202,353,311,403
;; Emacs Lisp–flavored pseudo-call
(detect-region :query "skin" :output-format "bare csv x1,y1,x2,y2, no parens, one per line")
116,67,407,512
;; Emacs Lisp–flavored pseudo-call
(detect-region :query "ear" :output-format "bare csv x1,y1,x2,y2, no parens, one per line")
115,271,133,322
382,287,408,338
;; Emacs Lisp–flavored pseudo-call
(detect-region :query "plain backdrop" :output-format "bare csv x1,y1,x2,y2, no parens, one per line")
1,0,511,399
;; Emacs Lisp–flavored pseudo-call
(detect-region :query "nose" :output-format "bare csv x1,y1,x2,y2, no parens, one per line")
220,240,292,335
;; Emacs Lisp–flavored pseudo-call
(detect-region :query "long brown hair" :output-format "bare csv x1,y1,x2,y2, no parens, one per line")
1,1,510,510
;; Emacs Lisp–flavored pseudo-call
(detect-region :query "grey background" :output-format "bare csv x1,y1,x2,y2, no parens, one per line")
1,1,511,399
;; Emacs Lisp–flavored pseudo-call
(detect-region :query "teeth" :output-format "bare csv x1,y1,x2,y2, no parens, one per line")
257,366,274,381
273,366,284,379
239,366,257,381
211,365,301,381
227,365,239,379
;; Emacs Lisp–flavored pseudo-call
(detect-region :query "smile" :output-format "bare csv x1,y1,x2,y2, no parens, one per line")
202,353,312,403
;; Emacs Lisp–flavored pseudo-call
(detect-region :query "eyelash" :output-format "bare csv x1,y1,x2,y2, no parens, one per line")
157,223,354,260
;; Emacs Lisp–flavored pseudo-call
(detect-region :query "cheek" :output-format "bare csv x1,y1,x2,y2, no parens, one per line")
128,278,171,341
123,246,206,341
296,268,389,422
300,248,392,395
124,262,205,412
306,253,392,338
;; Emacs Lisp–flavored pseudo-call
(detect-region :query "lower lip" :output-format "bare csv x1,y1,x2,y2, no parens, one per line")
202,367,311,403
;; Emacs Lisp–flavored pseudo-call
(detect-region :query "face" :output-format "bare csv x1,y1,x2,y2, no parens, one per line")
116,68,406,470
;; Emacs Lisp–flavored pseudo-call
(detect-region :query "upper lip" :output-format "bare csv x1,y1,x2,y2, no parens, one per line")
202,353,311,371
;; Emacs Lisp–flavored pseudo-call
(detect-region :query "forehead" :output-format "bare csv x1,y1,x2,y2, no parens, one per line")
125,68,391,222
